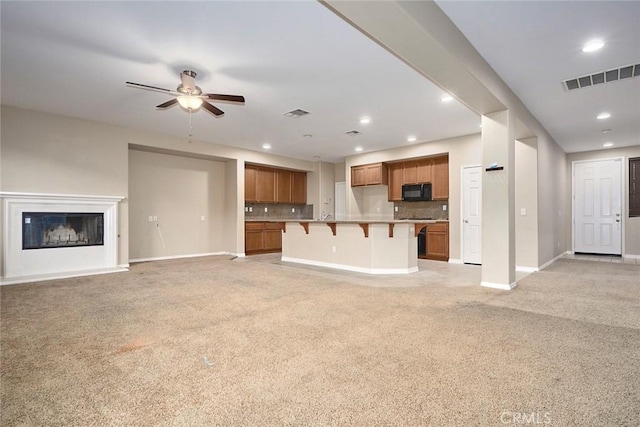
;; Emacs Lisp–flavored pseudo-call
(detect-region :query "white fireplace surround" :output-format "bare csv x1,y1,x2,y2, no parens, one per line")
1,192,126,285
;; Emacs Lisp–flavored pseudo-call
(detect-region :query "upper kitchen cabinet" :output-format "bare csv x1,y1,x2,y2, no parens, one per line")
387,163,404,201
385,154,449,201
351,163,388,187
246,165,307,204
432,155,449,200
291,171,307,204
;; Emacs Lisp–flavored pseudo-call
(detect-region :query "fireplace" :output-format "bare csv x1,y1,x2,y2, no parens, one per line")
1,192,126,284
23,212,104,249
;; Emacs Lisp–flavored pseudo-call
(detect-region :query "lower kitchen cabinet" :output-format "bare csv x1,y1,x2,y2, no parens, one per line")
426,222,449,261
245,222,284,255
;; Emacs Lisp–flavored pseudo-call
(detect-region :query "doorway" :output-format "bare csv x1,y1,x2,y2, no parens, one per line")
462,166,482,264
573,158,622,255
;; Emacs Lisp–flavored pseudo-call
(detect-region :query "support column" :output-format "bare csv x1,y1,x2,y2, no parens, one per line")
481,110,516,289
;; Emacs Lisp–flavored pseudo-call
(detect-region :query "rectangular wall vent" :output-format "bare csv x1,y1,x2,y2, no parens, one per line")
283,108,310,118
564,63,640,91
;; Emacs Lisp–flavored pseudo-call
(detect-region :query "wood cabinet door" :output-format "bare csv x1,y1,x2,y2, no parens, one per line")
432,156,449,199
257,169,276,202
276,170,292,203
388,163,403,201
245,167,258,202
426,223,449,261
403,161,418,184
263,229,282,251
351,166,366,186
366,164,382,185
291,172,307,204
245,223,264,253
416,158,433,183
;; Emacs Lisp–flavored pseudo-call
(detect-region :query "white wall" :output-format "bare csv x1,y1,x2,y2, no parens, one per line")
515,137,539,269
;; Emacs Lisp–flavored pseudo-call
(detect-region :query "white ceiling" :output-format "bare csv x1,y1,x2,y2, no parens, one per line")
436,0,640,153
1,1,638,163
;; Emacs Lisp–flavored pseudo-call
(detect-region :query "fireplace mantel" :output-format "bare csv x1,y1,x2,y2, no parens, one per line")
1,192,127,285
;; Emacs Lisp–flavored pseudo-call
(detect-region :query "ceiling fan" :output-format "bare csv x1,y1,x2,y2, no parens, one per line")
126,70,245,116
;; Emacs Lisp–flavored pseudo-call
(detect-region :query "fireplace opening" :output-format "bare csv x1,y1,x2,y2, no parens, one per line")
22,212,104,250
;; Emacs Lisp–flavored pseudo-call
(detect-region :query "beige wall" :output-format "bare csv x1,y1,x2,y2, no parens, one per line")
1,106,317,268
567,146,640,256
128,149,228,260
515,137,539,268
0,106,130,269
344,133,481,261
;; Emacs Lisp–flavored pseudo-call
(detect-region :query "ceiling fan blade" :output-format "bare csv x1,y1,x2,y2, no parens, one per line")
156,99,178,109
201,101,225,116
126,81,179,95
204,94,245,103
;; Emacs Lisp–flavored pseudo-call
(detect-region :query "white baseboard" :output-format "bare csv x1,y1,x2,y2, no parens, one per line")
448,258,463,264
1,266,129,286
481,281,517,290
281,256,419,275
516,265,539,273
129,251,229,263
539,251,571,270
623,254,640,260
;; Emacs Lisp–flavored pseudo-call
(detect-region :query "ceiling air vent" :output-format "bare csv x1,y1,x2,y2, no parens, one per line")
563,63,640,91
283,108,310,118
345,130,362,136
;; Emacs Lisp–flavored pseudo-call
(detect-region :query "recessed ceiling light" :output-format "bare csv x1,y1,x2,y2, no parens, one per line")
603,142,614,148
407,136,417,142
582,39,605,53
360,117,371,124
440,95,454,102
597,112,611,120
354,146,363,152
262,143,271,149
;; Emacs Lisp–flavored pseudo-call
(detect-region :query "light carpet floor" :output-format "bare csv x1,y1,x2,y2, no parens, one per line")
1,256,638,426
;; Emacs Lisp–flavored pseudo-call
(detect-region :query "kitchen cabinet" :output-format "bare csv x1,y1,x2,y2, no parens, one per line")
291,171,307,204
245,222,285,255
387,163,404,201
351,163,387,187
246,165,306,204
426,222,449,261
276,169,292,203
432,155,449,200
385,155,448,201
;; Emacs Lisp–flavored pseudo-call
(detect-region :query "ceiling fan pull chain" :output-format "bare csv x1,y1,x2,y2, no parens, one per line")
188,109,193,137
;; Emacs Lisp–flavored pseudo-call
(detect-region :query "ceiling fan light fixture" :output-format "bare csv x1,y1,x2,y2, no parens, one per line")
177,95,203,110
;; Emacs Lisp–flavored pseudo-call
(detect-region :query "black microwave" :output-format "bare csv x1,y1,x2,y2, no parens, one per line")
402,183,432,201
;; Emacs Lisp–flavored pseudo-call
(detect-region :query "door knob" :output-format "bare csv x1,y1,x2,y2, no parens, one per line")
464,220,469,223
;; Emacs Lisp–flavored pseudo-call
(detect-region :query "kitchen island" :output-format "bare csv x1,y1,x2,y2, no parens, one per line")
281,220,436,274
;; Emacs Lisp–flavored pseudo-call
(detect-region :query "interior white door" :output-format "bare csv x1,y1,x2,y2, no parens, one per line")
462,166,482,264
574,159,622,254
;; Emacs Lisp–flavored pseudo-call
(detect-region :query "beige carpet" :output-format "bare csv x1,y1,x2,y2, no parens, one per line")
1,256,638,426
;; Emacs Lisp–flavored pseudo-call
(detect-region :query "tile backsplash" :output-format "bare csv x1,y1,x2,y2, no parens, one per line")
245,203,313,220
394,200,449,220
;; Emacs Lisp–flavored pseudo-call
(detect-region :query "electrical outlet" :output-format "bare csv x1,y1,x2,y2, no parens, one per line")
443,205,447,211
249,207,253,212
291,208,295,213
148,216,153,222
332,246,336,253
394,206,398,212
520,208,526,216
245,207,249,212
264,207,268,213
153,216,158,222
